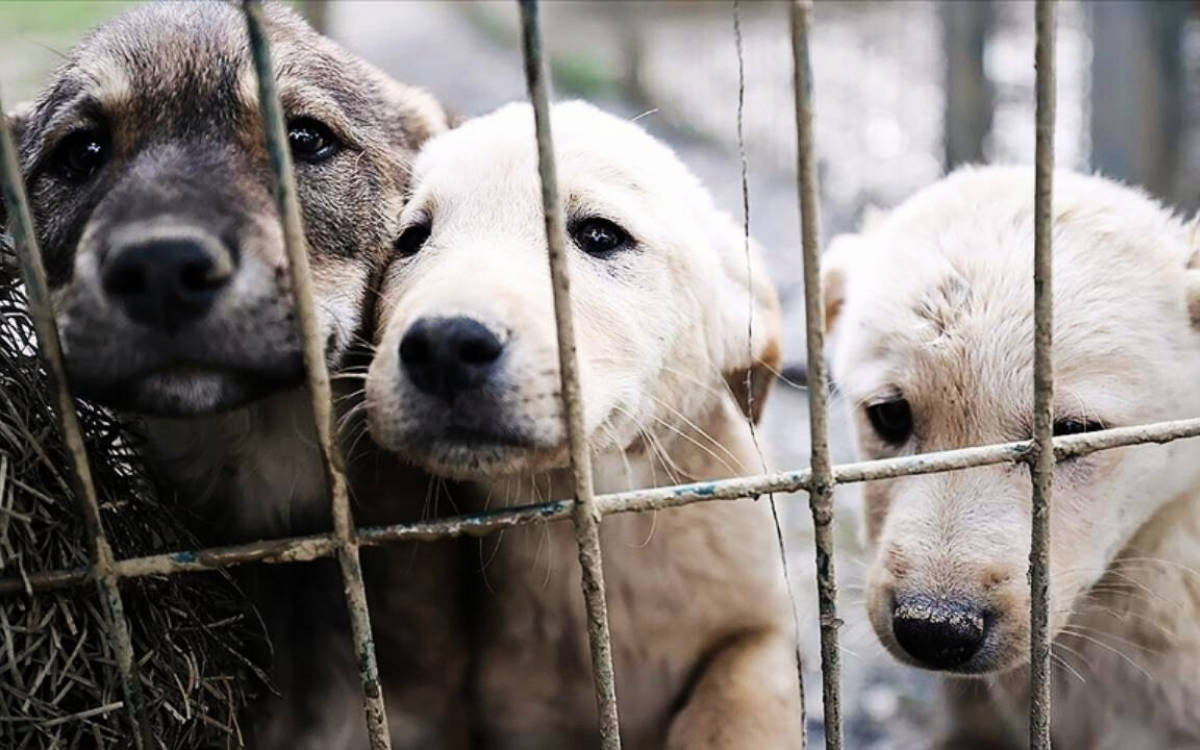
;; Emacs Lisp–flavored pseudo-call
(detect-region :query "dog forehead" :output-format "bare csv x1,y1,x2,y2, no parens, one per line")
43,2,361,130
837,167,1192,415
414,102,688,205
69,3,248,103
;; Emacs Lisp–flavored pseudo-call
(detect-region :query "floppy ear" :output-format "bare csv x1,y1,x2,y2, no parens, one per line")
821,232,869,335
375,76,450,150
711,214,783,424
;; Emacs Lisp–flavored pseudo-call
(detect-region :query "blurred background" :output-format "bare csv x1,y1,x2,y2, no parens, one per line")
3,1,1197,746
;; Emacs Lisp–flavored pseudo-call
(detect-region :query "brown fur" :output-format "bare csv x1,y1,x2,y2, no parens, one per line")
4,3,460,747
9,1,445,414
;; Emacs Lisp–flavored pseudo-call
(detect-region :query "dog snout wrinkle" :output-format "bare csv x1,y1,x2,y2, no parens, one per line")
102,237,232,332
400,316,504,402
891,593,986,670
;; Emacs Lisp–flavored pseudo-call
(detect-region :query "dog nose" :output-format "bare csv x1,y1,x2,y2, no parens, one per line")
891,594,987,670
400,316,505,402
102,238,232,331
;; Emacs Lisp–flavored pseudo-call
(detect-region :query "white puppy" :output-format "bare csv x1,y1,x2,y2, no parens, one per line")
366,101,803,749
824,166,1200,748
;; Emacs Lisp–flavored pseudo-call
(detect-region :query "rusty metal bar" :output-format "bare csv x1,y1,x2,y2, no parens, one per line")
518,1,622,747
1030,0,1057,746
0,98,150,748
241,3,391,747
2,413,1198,597
4,416,1200,598
790,1,842,746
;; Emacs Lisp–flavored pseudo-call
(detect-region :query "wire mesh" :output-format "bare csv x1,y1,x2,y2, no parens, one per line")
0,0,1189,747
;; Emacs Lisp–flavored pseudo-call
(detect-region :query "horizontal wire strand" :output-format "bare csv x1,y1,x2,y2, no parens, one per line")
5,416,1197,596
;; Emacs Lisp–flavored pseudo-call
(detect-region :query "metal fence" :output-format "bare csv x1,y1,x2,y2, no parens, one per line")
3,0,1200,748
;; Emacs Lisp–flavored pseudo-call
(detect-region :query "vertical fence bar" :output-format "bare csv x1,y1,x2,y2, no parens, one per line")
241,3,392,748
1029,0,1056,747
790,2,842,746
517,1,623,747
0,100,149,749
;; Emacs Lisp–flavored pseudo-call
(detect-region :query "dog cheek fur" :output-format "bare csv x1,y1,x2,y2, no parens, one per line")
22,169,104,289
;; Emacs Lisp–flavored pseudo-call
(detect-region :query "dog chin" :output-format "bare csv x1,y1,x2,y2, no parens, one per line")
393,429,568,480
74,367,304,417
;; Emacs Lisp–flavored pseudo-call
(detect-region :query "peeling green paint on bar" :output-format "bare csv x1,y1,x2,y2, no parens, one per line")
4,420,1200,598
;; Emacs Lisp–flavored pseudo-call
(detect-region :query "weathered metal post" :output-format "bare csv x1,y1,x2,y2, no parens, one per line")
1029,0,1057,746
242,3,392,747
517,1,623,747
790,1,843,746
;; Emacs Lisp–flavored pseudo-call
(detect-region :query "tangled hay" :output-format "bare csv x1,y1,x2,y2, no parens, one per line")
0,239,269,748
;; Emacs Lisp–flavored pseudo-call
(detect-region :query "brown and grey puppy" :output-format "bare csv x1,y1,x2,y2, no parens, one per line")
366,101,803,749
3,3,462,748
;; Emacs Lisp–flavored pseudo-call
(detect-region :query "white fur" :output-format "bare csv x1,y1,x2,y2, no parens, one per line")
366,101,800,749
825,166,1200,747
367,101,778,479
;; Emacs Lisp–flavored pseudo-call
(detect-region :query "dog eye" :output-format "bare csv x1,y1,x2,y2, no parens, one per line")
53,128,109,182
570,217,633,258
865,398,913,445
395,220,431,258
287,118,340,163
1052,418,1105,436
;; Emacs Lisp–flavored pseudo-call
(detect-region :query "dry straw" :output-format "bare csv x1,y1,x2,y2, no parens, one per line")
0,247,268,748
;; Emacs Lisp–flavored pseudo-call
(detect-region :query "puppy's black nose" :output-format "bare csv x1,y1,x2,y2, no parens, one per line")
102,238,231,331
892,594,987,670
400,316,504,402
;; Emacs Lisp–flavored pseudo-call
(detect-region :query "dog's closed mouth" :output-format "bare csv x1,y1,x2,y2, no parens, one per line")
141,363,299,385
440,424,538,449
70,357,307,416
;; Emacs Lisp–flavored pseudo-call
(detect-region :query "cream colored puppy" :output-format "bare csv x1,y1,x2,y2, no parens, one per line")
824,166,1200,748
366,101,802,749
